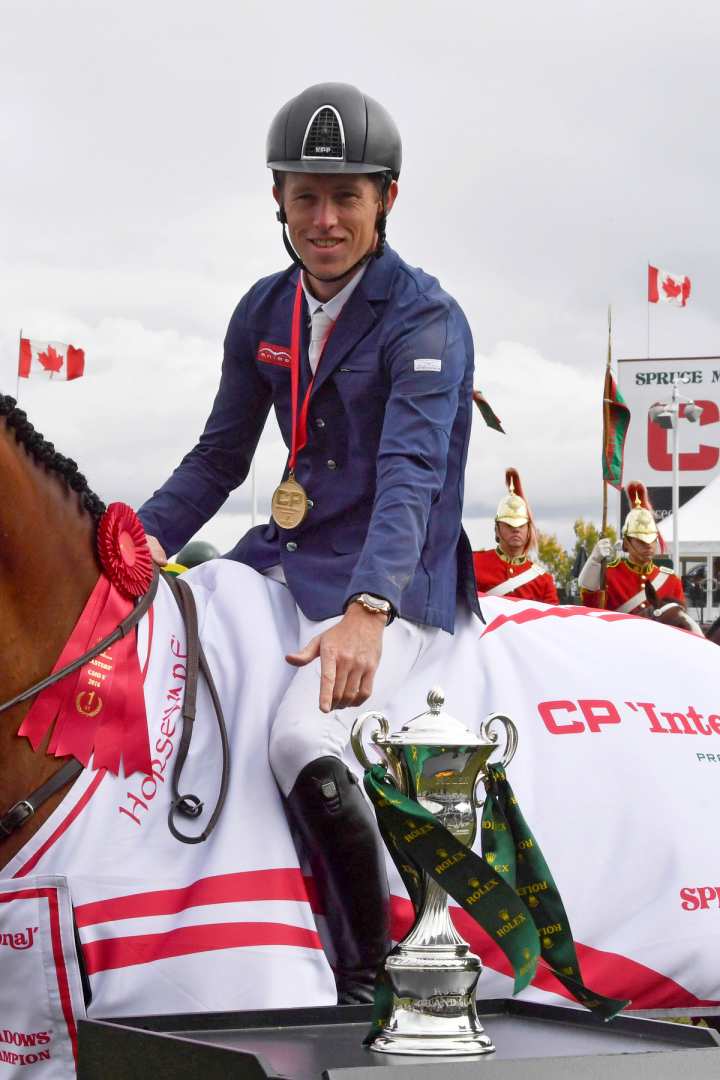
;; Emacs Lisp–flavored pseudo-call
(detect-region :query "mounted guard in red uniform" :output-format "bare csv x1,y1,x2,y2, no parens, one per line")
578,481,686,613
473,469,559,603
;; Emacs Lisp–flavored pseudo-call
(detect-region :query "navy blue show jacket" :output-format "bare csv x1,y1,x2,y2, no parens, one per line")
138,246,478,633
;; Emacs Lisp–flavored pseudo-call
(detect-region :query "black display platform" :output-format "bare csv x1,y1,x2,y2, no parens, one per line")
77,999,720,1080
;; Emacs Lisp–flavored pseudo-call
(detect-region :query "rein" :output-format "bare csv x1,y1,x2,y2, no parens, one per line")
163,573,230,844
652,601,683,619
0,568,230,846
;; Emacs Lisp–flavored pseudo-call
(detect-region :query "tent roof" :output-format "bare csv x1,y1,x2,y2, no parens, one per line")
658,473,720,543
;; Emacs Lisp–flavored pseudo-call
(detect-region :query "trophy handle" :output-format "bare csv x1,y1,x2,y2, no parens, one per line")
479,713,519,768
351,710,404,788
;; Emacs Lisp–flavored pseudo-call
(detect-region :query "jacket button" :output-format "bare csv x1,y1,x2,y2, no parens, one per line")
315,418,326,429
307,499,314,509
286,541,298,552
509,568,514,575
326,459,337,470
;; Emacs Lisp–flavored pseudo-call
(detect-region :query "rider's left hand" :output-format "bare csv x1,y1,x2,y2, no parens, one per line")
285,605,386,712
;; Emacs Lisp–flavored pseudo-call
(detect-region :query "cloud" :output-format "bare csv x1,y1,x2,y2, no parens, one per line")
3,0,719,560
465,340,608,547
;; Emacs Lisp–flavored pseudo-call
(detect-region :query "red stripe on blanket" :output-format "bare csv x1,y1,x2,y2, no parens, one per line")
75,868,318,927
82,920,323,974
480,604,631,639
390,896,720,1011
13,770,108,878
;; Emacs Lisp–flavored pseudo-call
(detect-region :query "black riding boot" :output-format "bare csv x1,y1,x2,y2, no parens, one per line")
285,756,390,1004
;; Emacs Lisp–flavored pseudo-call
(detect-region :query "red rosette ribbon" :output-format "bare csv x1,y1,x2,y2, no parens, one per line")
97,502,154,598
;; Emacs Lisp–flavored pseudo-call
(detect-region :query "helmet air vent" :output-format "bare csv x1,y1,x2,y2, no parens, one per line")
301,106,345,162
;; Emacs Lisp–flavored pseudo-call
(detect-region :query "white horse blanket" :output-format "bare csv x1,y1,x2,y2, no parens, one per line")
2,561,720,1077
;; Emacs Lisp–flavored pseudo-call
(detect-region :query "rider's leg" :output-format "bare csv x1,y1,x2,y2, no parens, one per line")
269,613,429,1003
284,755,389,1003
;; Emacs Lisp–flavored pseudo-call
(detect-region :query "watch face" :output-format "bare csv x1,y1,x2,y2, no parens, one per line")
360,594,389,611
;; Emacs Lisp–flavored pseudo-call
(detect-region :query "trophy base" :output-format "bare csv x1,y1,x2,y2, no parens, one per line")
370,1027,495,1057
369,948,495,1057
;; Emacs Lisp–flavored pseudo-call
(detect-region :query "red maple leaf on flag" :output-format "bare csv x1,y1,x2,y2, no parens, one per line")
662,276,682,301
38,345,64,373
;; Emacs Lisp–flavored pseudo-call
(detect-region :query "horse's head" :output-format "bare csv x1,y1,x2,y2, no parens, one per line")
641,580,705,637
0,394,105,866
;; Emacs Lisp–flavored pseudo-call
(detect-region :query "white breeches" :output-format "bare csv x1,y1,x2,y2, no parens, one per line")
269,609,444,796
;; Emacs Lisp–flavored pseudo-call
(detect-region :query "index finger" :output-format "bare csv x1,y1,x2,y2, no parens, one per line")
319,650,337,713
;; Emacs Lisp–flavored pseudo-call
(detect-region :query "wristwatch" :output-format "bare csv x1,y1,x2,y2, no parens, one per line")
350,593,394,625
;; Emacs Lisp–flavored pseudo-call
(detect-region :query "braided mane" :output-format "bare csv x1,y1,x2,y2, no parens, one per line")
0,394,106,522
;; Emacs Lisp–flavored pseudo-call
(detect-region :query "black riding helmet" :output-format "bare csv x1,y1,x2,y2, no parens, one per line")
174,539,220,568
266,82,402,280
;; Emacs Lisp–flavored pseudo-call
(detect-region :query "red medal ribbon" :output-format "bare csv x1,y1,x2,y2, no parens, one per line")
287,276,335,471
17,575,151,777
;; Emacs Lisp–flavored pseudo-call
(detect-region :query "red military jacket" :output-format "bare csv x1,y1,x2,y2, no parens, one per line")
580,558,686,613
473,548,559,604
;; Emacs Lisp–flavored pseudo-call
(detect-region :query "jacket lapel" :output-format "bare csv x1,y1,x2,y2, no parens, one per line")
309,248,398,398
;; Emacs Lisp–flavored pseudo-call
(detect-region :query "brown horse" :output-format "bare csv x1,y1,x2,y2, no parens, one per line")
640,580,705,637
0,394,105,868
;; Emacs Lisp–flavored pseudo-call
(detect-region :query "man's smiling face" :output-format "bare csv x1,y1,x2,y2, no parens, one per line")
274,172,396,295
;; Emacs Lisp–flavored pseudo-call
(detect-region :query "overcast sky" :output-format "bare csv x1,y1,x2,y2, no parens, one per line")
2,0,719,553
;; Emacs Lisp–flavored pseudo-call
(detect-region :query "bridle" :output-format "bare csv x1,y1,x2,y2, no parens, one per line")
648,600,705,638
0,568,229,846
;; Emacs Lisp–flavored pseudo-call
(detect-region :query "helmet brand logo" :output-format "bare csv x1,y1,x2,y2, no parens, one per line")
300,106,345,162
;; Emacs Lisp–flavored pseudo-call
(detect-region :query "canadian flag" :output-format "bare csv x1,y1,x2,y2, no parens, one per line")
18,338,85,380
648,265,691,307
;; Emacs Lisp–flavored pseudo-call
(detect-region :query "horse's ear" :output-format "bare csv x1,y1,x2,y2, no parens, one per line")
645,580,659,607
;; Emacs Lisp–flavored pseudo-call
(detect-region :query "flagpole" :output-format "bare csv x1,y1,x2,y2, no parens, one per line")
15,328,22,403
646,262,651,359
601,305,612,536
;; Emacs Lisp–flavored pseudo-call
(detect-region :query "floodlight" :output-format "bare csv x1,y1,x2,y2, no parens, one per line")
684,401,704,423
648,403,674,429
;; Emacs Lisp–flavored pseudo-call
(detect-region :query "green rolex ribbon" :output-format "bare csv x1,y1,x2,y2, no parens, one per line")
482,764,628,1020
364,765,540,987
363,762,628,1036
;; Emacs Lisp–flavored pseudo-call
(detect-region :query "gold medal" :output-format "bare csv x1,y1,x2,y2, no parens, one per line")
271,474,309,529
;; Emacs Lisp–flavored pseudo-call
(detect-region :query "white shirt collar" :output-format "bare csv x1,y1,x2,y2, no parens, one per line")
301,263,368,322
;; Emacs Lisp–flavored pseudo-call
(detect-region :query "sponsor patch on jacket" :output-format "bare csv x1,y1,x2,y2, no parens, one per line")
414,358,442,372
257,342,291,368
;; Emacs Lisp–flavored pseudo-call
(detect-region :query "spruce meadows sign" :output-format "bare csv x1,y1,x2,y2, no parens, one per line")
618,356,720,519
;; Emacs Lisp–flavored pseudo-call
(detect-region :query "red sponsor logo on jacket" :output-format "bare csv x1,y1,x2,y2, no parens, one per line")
257,342,291,368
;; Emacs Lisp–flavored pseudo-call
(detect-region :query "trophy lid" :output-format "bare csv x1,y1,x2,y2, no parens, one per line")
378,688,488,748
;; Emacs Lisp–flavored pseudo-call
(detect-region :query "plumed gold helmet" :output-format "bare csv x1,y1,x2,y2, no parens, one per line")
622,481,659,543
495,469,536,552
496,481,529,527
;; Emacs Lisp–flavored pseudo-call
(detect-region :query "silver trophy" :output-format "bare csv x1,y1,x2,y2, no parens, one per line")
351,688,518,1056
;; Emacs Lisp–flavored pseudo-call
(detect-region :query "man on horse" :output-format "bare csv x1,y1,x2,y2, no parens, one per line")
138,82,478,1004
578,481,686,613
473,469,558,603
